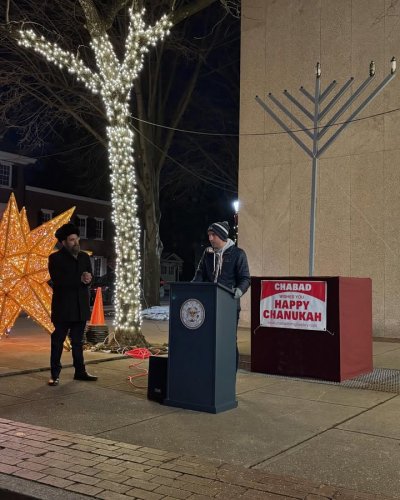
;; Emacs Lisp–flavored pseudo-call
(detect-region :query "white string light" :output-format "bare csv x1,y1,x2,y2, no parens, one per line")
18,7,171,336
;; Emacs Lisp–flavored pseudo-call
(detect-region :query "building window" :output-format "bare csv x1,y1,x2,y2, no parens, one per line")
95,218,104,240
0,164,11,187
41,209,54,223
91,256,106,277
76,215,87,239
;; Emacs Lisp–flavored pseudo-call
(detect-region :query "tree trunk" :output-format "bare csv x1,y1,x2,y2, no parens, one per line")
135,78,163,308
142,200,162,307
106,119,147,346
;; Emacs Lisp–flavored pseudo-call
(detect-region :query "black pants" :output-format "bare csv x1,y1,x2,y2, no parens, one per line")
236,309,240,371
50,321,86,379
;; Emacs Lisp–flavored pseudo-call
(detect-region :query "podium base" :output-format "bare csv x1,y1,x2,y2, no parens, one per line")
164,399,238,414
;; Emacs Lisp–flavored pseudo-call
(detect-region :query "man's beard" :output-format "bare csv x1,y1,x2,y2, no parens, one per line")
69,244,80,256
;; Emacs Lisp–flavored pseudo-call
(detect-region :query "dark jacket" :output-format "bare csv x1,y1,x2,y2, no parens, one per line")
193,244,251,296
49,247,92,323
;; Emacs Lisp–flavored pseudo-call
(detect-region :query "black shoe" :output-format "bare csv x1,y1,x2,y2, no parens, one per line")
48,378,59,386
74,372,98,381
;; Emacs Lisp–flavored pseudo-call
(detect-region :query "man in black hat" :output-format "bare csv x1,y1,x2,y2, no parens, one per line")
47,223,98,386
193,221,250,369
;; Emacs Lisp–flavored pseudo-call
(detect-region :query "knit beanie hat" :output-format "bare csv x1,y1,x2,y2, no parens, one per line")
55,223,80,242
207,221,229,241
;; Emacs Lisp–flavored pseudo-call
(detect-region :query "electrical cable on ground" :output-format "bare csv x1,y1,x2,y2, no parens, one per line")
125,347,161,388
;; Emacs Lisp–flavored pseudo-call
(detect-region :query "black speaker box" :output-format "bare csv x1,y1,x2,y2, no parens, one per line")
147,355,168,403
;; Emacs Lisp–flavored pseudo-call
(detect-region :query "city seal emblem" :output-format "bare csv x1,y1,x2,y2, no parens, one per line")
180,299,205,330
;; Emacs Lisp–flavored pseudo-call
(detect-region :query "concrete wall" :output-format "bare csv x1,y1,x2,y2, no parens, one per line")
239,0,400,337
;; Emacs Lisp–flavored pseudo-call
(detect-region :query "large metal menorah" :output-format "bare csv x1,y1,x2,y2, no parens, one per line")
256,59,397,276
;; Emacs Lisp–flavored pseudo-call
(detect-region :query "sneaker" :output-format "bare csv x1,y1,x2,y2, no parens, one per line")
73,372,98,381
48,378,59,386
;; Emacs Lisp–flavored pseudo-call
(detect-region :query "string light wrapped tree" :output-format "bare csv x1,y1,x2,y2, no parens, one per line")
17,4,171,344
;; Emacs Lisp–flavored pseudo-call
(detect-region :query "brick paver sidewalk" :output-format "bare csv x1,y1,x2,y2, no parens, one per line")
0,418,391,499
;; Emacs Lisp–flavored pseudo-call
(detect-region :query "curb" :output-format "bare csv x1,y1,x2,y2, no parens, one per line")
0,355,127,378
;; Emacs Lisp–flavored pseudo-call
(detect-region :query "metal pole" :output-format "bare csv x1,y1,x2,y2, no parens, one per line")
255,95,313,157
319,71,396,156
309,156,318,276
309,64,321,276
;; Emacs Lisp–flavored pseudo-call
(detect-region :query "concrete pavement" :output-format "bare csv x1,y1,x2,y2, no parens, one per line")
0,315,399,498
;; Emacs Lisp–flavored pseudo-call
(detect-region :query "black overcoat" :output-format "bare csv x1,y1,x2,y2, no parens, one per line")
49,247,92,323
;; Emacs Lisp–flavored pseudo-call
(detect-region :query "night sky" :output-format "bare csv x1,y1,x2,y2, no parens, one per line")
4,2,240,279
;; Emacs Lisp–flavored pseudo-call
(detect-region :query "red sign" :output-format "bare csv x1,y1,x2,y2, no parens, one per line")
260,280,327,331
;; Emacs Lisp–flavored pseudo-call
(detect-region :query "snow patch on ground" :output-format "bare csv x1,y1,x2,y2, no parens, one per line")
141,306,169,321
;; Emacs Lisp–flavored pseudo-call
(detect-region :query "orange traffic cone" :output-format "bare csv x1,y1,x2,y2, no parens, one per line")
90,287,105,326
86,287,108,345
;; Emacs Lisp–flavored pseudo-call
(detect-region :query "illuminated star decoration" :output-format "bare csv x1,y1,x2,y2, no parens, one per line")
0,193,75,336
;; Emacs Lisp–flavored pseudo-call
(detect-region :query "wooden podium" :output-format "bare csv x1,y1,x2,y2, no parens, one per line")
164,282,238,413
251,277,373,382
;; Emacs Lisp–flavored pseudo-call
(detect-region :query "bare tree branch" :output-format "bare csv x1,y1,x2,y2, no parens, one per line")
171,0,217,25
5,0,10,24
78,0,105,35
104,0,133,30
0,0,239,312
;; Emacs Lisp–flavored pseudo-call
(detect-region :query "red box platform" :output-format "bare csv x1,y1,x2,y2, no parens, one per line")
251,276,373,382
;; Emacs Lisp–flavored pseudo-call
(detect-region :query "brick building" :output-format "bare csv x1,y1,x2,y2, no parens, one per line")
0,150,114,288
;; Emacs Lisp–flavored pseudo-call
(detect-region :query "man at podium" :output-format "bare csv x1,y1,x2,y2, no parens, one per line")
192,221,250,368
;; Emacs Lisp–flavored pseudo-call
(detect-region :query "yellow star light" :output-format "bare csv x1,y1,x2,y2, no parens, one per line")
0,193,75,336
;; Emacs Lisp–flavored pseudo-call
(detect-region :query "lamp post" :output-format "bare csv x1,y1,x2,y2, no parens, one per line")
233,200,239,244
256,59,396,276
